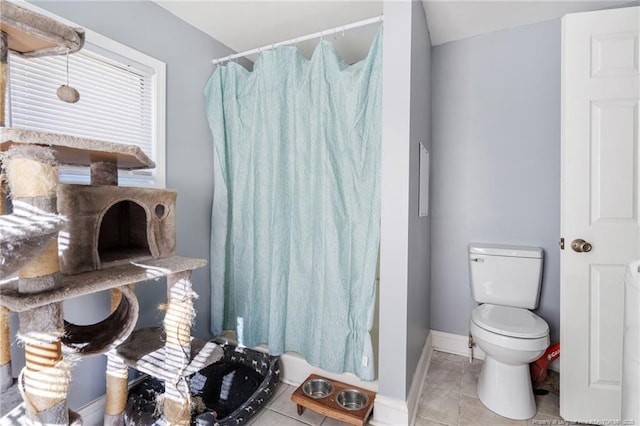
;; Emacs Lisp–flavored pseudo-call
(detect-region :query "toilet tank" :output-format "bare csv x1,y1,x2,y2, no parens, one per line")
469,243,544,309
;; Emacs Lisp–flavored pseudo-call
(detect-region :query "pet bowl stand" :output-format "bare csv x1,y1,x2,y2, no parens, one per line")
291,374,376,426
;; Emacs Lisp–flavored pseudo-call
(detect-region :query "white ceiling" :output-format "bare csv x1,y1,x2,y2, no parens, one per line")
155,1,383,64
154,0,632,64
423,0,632,45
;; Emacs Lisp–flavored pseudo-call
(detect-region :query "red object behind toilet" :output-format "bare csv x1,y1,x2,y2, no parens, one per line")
530,342,560,382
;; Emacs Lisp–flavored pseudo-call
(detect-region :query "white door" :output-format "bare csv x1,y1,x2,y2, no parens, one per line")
561,6,640,422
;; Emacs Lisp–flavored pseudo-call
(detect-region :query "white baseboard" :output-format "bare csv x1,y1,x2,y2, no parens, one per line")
372,332,433,426
431,330,485,360
370,394,409,426
77,395,105,426
76,375,149,426
407,332,433,426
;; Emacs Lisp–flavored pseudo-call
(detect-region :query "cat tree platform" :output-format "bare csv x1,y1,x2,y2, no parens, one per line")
116,327,223,382
0,0,84,58
0,256,206,312
1,127,155,170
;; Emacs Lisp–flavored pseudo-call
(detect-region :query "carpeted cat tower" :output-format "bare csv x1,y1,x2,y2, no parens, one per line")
0,2,222,424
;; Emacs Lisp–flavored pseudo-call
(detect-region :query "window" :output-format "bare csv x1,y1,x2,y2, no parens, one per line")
6,5,166,188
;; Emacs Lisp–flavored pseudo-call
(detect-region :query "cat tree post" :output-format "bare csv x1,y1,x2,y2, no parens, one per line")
163,270,195,425
4,145,69,425
0,29,12,394
104,287,129,426
0,305,10,392
94,160,131,426
91,161,118,186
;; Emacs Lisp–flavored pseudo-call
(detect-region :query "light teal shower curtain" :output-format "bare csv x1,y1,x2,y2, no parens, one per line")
205,29,382,380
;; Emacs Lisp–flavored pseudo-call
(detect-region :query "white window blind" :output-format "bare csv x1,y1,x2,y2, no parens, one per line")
8,47,158,186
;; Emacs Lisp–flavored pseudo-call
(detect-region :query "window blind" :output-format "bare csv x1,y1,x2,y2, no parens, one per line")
8,49,156,186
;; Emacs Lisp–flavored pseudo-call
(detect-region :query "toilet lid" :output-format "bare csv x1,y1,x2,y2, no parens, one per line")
471,304,549,338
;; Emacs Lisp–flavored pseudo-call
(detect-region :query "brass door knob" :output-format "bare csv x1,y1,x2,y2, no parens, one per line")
571,239,592,253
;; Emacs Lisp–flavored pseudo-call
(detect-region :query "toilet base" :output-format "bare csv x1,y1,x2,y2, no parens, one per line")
477,356,537,420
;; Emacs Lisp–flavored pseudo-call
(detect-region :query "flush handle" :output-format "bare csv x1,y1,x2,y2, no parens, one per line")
571,239,592,253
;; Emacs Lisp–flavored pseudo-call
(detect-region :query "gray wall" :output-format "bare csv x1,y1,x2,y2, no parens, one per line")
379,0,412,401
430,19,562,344
406,0,431,395
9,0,235,408
378,0,431,406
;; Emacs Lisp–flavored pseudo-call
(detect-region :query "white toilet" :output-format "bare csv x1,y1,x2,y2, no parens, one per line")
468,243,550,420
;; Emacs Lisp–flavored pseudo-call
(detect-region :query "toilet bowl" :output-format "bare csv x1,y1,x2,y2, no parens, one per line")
470,304,549,419
467,243,550,420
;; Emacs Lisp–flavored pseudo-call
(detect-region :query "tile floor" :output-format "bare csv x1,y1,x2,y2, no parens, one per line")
415,351,564,426
245,381,350,426
247,350,563,426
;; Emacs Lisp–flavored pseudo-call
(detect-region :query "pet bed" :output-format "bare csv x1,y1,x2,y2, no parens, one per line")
125,341,280,425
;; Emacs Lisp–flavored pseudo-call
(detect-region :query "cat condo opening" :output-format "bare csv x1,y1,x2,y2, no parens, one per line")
98,200,151,265
96,200,173,266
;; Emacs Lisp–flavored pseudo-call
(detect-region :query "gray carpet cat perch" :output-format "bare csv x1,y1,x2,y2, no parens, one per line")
0,2,222,424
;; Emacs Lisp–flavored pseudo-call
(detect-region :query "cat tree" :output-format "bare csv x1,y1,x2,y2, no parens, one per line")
0,2,222,425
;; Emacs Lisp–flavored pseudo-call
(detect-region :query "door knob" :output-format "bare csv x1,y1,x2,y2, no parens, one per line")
571,239,592,253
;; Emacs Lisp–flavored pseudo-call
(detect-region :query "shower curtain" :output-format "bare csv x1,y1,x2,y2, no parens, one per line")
205,29,382,380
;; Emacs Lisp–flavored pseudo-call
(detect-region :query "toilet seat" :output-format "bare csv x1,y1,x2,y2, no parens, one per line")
472,304,548,338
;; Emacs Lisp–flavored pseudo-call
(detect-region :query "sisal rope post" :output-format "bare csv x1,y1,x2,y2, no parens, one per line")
5,145,69,424
19,239,59,279
162,271,195,425
0,307,10,366
103,285,134,426
0,305,12,391
104,354,128,426
164,398,191,426
0,31,11,393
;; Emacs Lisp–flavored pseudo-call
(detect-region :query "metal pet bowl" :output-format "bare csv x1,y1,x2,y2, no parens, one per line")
336,389,369,411
302,378,334,399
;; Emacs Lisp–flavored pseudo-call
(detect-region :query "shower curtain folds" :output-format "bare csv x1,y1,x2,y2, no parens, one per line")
205,29,382,381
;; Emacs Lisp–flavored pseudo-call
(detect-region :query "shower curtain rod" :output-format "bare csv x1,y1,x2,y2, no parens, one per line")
211,15,383,65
